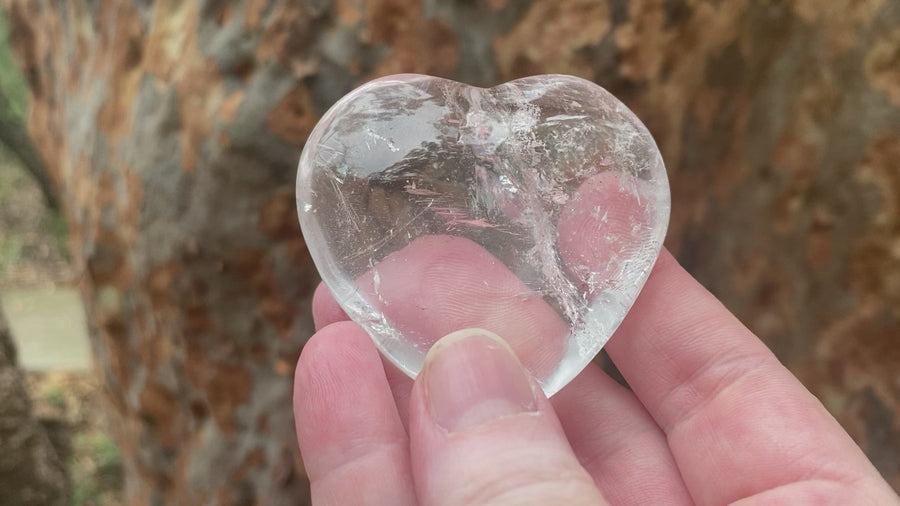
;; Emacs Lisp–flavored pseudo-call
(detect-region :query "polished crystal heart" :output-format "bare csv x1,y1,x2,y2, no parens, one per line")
297,74,669,396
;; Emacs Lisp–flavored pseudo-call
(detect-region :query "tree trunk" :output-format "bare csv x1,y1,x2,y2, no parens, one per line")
4,0,899,503
0,303,68,506
0,88,58,210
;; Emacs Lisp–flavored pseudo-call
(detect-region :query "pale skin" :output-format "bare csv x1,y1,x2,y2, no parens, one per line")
294,250,899,505
293,175,899,505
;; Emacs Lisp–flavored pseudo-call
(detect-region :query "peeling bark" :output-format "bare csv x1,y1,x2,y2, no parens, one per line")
3,0,899,503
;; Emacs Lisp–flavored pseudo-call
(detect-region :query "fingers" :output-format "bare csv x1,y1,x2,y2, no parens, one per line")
551,171,894,501
313,282,414,425
408,329,607,506
557,170,658,294
293,322,416,505
312,283,349,330
314,281,691,503
355,234,569,381
551,365,692,505
605,251,897,504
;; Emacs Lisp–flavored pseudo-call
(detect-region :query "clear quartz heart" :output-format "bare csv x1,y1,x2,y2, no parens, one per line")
297,74,669,396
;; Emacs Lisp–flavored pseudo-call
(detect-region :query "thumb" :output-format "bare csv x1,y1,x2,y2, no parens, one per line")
409,329,607,506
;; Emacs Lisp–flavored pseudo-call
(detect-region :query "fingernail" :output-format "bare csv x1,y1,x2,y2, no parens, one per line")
423,328,538,432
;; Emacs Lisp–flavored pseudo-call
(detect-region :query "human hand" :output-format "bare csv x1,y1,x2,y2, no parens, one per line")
293,247,899,505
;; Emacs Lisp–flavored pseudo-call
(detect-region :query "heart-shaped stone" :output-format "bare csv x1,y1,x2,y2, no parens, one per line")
297,74,669,396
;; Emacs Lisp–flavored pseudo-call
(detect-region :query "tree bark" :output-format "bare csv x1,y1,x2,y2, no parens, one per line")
4,0,899,503
0,303,68,506
0,88,58,209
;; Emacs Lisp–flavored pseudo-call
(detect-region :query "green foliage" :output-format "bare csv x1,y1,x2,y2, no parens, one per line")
91,433,122,478
41,383,68,410
70,432,124,506
70,477,101,506
0,9,27,121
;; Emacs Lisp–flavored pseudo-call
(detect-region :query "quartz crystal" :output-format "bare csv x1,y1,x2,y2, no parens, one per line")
297,74,669,396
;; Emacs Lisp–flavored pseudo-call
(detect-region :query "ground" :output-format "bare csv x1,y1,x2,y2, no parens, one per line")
0,147,124,506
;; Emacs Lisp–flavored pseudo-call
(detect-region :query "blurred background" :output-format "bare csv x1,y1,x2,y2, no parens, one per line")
0,0,897,504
